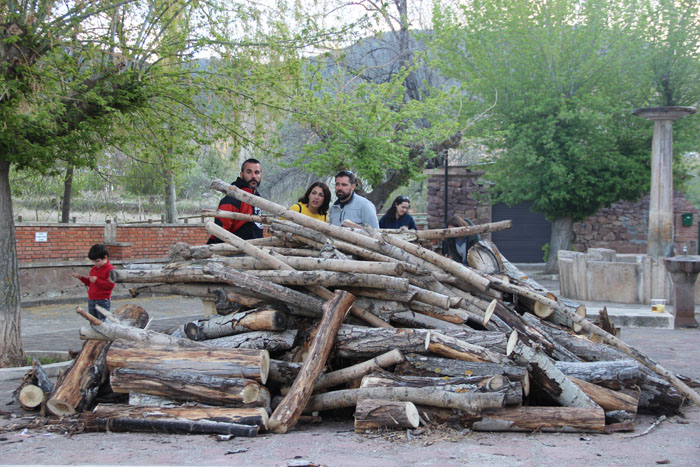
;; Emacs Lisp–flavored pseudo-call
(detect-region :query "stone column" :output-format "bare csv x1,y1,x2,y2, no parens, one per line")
632,106,696,257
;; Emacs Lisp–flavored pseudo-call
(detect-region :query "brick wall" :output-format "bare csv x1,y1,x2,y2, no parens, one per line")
425,167,699,255
15,223,208,263
425,167,492,229
572,192,699,255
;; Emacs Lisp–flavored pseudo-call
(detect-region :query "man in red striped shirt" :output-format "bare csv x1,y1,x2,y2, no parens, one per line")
207,158,264,243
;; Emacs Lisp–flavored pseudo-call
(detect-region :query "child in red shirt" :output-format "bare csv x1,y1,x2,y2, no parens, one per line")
72,244,115,320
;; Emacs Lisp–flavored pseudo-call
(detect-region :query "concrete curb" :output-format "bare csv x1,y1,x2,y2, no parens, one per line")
0,351,73,382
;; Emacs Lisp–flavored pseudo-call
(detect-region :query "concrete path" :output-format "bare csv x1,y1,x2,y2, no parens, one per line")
2,291,700,466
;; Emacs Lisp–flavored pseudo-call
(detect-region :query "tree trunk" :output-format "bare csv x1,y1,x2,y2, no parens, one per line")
472,407,605,433
85,415,258,436
544,216,573,274
87,404,268,431
0,159,23,367
110,367,270,408
106,341,270,384
304,387,505,413
268,290,355,434
205,329,297,352
185,308,288,341
60,165,73,223
163,159,177,224
354,399,420,432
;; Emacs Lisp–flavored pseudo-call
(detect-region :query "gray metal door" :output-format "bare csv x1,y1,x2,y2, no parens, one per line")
491,202,551,263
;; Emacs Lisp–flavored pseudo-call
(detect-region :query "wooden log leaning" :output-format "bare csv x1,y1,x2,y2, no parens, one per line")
268,290,356,434
354,399,420,432
472,407,606,433
106,342,270,385
46,304,149,417
184,308,287,341
315,349,405,391
87,404,269,431
110,368,270,408
506,331,599,409
490,276,700,407
304,387,505,413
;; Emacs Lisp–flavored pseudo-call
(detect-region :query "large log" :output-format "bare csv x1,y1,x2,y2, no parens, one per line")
128,283,267,306
354,399,420,432
506,331,599,409
205,330,297,352
303,387,505,413
110,367,270,408
360,372,522,406
268,290,355,434
87,404,269,431
84,415,258,436
221,255,406,276
472,407,606,433
413,220,512,241
427,331,508,363
46,304,149,417
16,359,55,411
555,360,683,414
334,325,507,358
398,353,530,395
245,269,411,291
106,341,270,384
184,308,288,341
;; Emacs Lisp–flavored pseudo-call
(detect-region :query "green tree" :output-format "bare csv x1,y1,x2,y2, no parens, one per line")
431,0,681,272
289,0,476,210
0,0,326,366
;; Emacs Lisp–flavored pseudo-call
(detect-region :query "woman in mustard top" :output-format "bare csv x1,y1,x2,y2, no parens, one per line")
289,182,331,222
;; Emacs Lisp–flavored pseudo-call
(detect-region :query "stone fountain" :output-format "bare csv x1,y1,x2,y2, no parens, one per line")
559,106,697,327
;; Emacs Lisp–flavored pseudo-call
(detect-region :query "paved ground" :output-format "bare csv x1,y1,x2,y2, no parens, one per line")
2,291,700,466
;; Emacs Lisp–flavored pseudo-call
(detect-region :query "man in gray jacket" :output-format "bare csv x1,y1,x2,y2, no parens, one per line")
329,170,379,228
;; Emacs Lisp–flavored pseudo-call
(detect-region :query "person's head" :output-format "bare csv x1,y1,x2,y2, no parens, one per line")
446,215,474,228
299,182,331,215
334,170,356,202
386,195,410,220
88,244,109,267
240,158,261,189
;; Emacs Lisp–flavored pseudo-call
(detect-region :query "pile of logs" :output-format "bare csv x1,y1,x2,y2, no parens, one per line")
15,178,700,437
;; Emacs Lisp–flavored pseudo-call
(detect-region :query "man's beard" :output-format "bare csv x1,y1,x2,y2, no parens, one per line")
336,191,350,202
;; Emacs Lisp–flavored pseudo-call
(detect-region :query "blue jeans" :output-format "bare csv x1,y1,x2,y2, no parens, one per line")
88,299,111,320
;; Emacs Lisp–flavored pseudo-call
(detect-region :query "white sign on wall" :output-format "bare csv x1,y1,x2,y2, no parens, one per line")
35,232,48,242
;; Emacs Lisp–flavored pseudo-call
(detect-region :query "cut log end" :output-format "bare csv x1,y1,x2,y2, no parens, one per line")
573,305,586,333
483,299,497,327
533,300,554,319
506,330,519,357
259,350,270,386
46,399,76,417
18,384,45,410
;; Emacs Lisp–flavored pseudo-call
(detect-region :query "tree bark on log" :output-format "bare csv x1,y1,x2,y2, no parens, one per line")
128,283,267,306
184,308,288,341
106,341,270,384
555,360,682,414
315,349,405,391
472,406,605,433
47,304,149,416
83,415,258,436
398,353,530,396
391,311,464,330
360,372,522,406
204,330,297,352
507,331,599,409
354,399,420,432
87,404,269,431
244,269,410,291
428,331,508,363
268,290,355,434
414,220,512,241
110,367,270,408
303,387,505,413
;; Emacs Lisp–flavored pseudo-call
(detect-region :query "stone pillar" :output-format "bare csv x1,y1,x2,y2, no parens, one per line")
632,106,696,257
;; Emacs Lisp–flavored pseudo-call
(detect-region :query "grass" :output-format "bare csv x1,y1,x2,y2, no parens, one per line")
25,355,70,366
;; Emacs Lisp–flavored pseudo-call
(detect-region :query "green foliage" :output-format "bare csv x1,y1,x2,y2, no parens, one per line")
430,0,700,222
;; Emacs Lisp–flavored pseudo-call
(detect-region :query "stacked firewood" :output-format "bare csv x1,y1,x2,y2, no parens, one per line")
16,178,700,437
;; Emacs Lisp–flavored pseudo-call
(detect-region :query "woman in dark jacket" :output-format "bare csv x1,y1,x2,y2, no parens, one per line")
379,195,417,230
442,215,481,264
